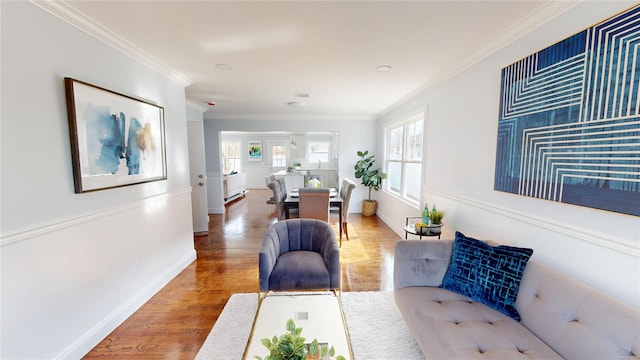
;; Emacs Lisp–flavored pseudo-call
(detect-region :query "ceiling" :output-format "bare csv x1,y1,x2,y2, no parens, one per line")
47,1,578,121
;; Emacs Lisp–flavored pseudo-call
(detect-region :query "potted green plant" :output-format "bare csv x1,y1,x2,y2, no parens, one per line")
255,319,345,360
354,150,387,216
428,209,444,234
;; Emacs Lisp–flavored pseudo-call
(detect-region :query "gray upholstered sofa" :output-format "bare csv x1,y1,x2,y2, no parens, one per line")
394,238,640,359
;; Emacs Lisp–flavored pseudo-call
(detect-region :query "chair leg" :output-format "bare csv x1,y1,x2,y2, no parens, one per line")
343,222,349,240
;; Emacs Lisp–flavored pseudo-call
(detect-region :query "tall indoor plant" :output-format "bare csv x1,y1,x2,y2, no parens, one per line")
354,150,387,216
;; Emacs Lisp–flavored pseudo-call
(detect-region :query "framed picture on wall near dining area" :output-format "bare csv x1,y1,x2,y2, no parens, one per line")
64,77,167,193
248,140,262,162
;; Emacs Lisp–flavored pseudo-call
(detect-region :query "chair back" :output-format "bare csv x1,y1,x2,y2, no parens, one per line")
276,178,287,194
340,178,357,222
265,174,276,187
298,187,330,221
268,180,286,220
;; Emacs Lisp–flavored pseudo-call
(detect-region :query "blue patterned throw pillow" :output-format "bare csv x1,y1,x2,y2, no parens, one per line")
441,231,533,321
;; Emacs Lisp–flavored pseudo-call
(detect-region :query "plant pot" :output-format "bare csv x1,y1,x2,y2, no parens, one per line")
429,223,442,234
362,200,378,216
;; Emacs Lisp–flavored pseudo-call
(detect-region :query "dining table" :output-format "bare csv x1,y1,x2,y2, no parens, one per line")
284,187,344,246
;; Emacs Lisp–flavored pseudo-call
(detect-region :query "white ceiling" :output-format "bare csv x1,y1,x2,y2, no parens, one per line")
45,1,578,120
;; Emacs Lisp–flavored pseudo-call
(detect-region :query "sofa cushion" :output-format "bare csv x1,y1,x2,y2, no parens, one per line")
441,232,533,321
395,286,563,359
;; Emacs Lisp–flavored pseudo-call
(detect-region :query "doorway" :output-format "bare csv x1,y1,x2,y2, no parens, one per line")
269,141,289,174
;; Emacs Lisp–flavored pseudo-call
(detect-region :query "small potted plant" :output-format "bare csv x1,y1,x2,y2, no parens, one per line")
255,319,345,360
429,209,444,234
354,150,387,216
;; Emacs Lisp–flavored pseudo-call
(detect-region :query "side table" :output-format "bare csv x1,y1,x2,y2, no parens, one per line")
404,216,442,239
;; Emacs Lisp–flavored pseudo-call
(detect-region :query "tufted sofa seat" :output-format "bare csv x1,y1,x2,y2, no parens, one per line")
394,239,640,359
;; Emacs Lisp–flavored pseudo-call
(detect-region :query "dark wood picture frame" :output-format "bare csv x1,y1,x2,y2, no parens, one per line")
64,78,167,193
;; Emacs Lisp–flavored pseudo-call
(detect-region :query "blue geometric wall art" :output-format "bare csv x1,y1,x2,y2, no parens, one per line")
494,5,640,217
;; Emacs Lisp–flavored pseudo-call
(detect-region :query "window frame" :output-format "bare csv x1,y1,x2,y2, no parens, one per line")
221,141,242,174
384,113,424,206
307,140,330,164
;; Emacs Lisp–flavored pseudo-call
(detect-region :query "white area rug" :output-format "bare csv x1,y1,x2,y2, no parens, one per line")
195,291,423,360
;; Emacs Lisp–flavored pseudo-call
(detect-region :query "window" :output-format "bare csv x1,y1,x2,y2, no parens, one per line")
271,144,287,168
221,142,241,174
308,141,330,164
385,114,423,204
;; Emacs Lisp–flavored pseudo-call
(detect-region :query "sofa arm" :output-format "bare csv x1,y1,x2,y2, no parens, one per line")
394,239,453,290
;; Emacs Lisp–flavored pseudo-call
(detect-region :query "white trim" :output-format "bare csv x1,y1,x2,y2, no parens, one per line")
29,0,193,87
379,1,582,119
206,113,376,122
420,189,638,256
56,249,196,359
383,111,425,205
0,188,192,246
186,100,209,113
381,189,638,256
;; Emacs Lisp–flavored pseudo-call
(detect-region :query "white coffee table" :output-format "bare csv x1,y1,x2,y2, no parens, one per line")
243,292,353,359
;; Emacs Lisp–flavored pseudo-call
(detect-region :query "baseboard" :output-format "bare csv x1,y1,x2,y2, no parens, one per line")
56,249,197,359
224,190,249,205
208,206,225,214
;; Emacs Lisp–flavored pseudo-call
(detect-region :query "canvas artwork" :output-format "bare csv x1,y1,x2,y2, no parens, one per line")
494,5,640,216
248,140,262,162
65,78,167,193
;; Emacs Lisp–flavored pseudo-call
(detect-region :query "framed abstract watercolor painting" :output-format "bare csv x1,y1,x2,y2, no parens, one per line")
64,78,167,193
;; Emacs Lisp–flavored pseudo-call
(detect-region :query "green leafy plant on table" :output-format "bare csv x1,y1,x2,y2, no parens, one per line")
429,210,444,225
255,319,346,360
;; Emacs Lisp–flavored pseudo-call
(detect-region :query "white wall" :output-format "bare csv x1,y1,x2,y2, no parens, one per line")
203,118,376,213
221,132,291,188
1,2,196,358
376,1,640,307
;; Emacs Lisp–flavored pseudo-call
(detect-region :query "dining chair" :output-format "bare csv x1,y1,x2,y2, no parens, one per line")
298,187,330,222
276,177,287,195
331,178,356,240
265,175,276,204
268,180,287,220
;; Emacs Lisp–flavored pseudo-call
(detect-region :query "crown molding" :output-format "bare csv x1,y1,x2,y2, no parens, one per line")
444,0,583,82
186,100,209,113
30,0,193,87
379,0,582,119
205,112,376,122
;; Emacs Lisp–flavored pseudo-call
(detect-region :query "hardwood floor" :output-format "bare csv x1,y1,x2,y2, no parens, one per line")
83,189,402,359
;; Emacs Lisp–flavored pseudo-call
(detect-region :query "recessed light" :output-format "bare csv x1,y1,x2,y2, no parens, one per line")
215,64,232,71
294,93,309,98
376,65,392,72
287,101,306,108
